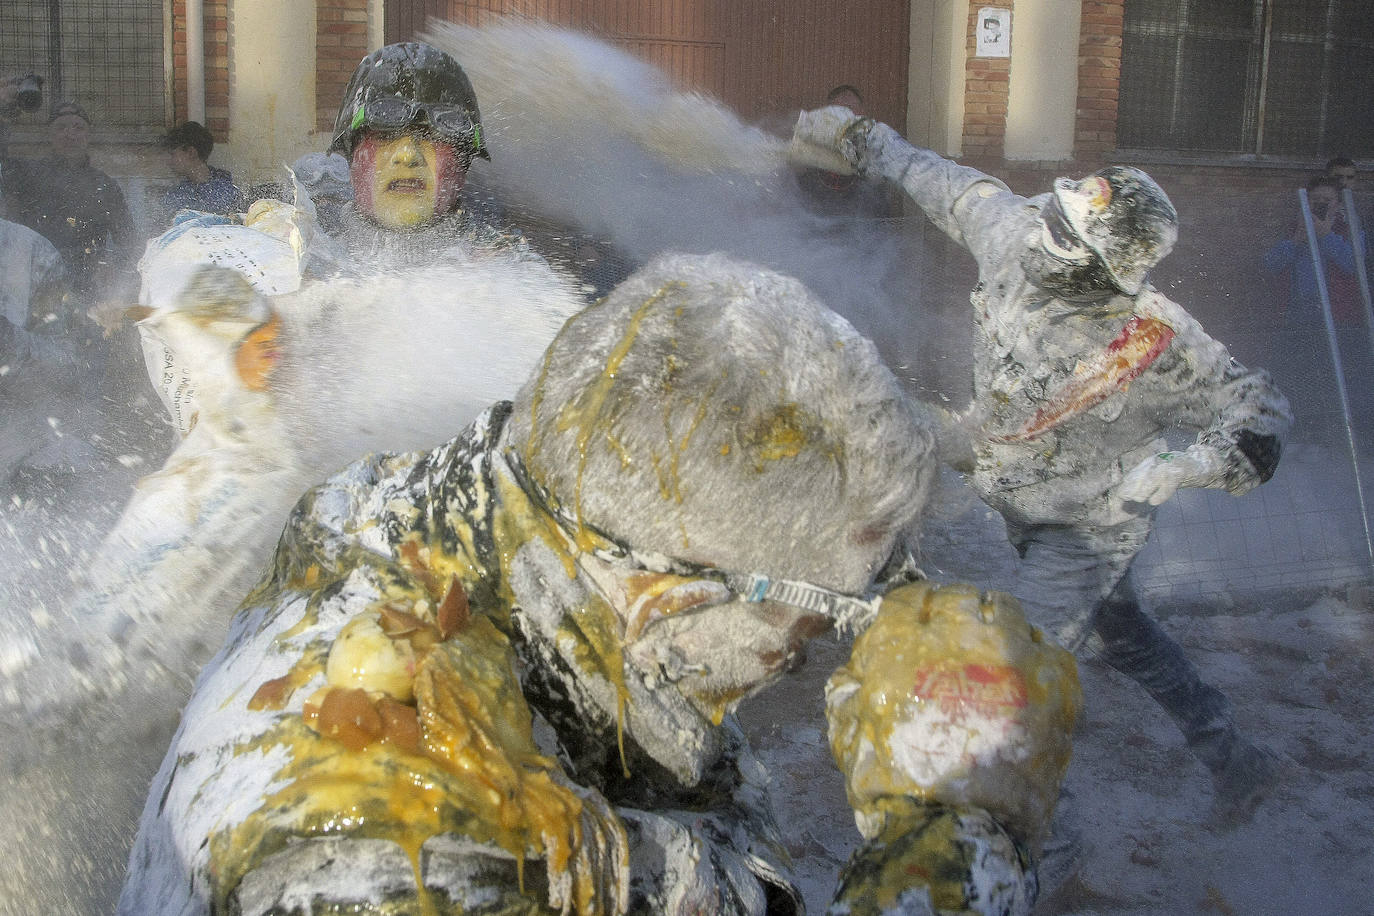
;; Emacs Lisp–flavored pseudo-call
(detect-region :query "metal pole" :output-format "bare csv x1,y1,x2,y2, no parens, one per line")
1254,0,1273,155
1342,187,1374,359
187,0,206,124
1301,187,1374,573
47,0,62,101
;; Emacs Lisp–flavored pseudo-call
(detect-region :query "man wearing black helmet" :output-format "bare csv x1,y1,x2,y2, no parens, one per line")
323,41,522,268
791,108,1293,825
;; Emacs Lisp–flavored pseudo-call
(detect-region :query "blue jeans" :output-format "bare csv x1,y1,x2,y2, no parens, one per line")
1005,518,1240,774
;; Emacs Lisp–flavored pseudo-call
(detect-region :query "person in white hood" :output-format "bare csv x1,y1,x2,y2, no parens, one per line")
121,253,1082,916
792,107,1293,822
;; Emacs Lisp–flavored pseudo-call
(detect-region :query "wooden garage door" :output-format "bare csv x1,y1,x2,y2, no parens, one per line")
386,0,909,131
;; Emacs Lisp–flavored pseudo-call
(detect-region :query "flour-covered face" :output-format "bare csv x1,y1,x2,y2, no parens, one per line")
1038,167,1178,295
1037,189,1094,264
349,132,465,229
1023,193,1113,297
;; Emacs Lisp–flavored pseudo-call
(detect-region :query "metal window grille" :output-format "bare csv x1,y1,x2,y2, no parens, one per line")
1118,0,1374,159
0,0,169,140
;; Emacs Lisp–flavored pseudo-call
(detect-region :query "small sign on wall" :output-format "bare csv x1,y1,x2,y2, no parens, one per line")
976,7,1011,58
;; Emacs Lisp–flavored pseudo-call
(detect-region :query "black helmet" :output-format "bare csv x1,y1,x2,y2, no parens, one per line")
330,42,489,163
1049,166,1177,295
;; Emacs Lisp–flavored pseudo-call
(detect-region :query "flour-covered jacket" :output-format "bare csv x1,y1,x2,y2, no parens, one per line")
121,403,799,916
863,127,1290,528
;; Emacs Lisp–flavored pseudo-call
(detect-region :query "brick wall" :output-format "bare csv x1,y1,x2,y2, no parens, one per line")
961,2,1013,159
316,0,372,134
171,1,371,140
170,0,231,139
1074,0,1122,161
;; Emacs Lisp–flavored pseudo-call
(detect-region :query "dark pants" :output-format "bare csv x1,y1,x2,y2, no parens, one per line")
1006,518,1239,774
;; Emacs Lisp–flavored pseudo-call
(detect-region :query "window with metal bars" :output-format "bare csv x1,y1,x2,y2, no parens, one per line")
0,0,169,141
1117,0,1374,160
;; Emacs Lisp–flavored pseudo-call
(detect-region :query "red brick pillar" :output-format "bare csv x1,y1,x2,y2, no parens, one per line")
170,0,232,140
961,3,1013,160
316,0,372,133
1074,0,1123,159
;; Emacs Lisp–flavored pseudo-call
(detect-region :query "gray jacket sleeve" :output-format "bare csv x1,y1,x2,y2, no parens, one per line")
1142,291,1292,492
1191,358,1291,492
859,122,1030,270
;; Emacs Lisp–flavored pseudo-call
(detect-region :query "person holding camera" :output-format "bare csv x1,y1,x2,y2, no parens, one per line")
1261,173,1372,446
1264,174,1363,330
0,73,44,164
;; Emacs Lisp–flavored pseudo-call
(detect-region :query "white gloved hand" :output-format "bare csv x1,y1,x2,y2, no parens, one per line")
787,105,869,175
1115,447,1228,507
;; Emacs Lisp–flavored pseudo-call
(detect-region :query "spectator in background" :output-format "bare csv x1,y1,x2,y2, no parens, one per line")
159,120,243,222
3,101,138,302
1261,173,1368,446
1264,174,1362,329
1326,156,1359,195
1325,155,1371,266
0,171,69,373
793,85,899,220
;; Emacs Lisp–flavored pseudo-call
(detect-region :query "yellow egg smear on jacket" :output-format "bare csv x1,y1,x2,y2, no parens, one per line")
214,607,628,916
493,471,636,778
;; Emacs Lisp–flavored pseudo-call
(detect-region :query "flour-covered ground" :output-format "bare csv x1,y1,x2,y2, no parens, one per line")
739,472,1374,916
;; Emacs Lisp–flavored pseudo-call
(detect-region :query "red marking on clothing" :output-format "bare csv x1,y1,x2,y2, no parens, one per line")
912,664,1028,721
995,315,1175,443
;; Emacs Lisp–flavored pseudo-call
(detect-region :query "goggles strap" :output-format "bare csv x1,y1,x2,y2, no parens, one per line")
501,448,909,633
727,572,881,634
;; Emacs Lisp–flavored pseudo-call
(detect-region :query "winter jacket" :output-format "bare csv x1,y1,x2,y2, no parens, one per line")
4,154,136,295
121,404,801,916
861,126,1291,529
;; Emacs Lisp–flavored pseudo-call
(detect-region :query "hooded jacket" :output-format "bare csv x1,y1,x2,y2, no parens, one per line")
121,404,800,916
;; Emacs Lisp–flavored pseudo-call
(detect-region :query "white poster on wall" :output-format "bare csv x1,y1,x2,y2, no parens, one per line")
976,7,1012,58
